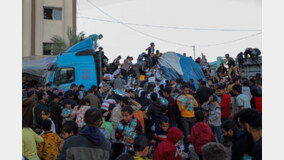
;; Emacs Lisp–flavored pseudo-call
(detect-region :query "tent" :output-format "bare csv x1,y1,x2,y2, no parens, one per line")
22,56,56,77
158,52,206,89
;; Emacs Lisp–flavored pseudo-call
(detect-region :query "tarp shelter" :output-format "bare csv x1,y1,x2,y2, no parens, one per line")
22,56,56,77
158,52,206,89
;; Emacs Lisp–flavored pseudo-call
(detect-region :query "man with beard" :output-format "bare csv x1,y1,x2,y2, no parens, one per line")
238,109,262,160
221,119,254,160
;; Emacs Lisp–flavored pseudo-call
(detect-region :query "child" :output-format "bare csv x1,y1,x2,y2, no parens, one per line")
116,153,135,160
105,103,116,121
71,98,91,129
201,95,222,143
60,120,79,151
101,95,117,114
133,135,151,160
115,106,143,154
172,89,180,100
187,110,216,160
78,84,85,100
61,120,78,140
153,127,183,160
61,102,74,125
151,116,169,150
41,108,56,133
37,119,61,160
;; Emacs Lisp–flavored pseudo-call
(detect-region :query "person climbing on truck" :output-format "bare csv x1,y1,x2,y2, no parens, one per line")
95,47,104,84
89,34,103,50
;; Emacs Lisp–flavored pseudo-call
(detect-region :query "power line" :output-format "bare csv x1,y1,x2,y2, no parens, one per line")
77,0,81,17
196,32,262,47
84,0,261,49
78,16,261,32
86,0,194,48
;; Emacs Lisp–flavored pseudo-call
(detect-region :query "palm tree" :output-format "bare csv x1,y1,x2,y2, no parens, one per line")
48,27,86,55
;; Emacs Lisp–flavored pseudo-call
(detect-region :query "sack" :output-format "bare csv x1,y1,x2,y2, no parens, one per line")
101,117,113,137
140,75,145,81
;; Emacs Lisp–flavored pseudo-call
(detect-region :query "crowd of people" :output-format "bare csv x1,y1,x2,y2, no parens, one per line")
22,38,262,160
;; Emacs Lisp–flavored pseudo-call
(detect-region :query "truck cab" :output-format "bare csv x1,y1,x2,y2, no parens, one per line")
45,38,99,93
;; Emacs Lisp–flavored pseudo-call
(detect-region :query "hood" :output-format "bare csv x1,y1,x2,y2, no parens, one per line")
79,126,105,146
153,100,163,108
196,122,212,134
167,127,183,144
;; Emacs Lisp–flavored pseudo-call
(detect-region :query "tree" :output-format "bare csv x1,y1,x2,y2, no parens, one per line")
48,27,86,55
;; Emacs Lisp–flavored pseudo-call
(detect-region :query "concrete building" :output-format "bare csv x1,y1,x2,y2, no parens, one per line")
23,0,76,57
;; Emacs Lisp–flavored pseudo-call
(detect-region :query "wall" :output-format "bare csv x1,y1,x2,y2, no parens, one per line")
34,0,42,56
22,0,75,57
22,0,32,57
43,20,63,42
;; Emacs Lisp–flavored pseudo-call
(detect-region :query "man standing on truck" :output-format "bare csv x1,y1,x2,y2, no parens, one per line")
95,47,104,85
89,34,103,50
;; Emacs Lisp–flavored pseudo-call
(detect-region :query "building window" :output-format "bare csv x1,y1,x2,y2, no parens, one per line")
43,43,53,55
43,7,62,20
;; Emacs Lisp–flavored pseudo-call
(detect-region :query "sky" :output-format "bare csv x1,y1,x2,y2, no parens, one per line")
77,0,261,62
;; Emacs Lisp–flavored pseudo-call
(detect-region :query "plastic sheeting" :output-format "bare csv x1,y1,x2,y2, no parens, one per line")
22,56,56,77
158,52,206,89
208,56,223,68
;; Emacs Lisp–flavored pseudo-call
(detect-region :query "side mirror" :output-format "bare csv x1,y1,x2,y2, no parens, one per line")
53,68,61,85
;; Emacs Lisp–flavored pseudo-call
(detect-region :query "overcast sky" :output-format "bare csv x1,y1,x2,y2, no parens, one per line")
77,0,261,62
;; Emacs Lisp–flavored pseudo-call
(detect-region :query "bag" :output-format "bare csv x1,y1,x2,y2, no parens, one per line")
101,117,113,137
140,75,145,81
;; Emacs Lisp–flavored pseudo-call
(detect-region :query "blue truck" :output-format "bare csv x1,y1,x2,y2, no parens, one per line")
44,38,100,93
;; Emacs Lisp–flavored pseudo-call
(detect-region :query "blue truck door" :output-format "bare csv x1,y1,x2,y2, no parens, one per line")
52,67,77,93
77,65,97,90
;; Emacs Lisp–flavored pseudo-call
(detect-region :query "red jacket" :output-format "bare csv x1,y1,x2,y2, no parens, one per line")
219,94,231,119
254,97,262,113
153,127,183,160
187,122,216,156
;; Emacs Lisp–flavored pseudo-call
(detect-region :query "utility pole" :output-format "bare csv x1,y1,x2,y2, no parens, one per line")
193,45,196,59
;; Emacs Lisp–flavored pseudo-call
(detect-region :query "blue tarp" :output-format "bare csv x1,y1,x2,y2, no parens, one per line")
158,52,206,89
22,57,56,77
